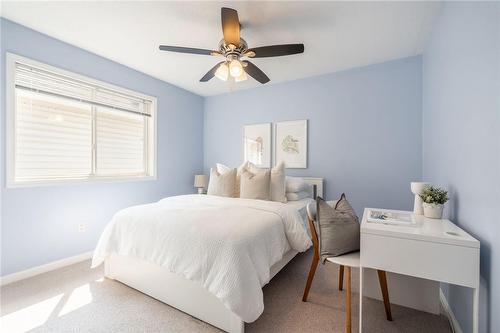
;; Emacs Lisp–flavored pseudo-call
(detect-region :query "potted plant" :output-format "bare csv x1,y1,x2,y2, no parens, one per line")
419,185,449,219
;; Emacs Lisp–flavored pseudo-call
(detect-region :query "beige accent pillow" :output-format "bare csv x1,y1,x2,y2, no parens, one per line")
270,162,286,203
207,168,236,197
240,169,270,200
217,162,241,197
236,161,258,197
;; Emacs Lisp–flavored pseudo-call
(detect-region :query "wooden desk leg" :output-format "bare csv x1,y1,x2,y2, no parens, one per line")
359,267,363,333
377,270,393,321
473,287,479,333
339,265,344,291
346,266,352,333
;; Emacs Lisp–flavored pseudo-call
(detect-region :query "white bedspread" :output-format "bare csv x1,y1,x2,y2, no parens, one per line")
92,194,312,322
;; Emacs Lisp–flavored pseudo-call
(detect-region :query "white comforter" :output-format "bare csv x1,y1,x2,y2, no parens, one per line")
92,194,312,322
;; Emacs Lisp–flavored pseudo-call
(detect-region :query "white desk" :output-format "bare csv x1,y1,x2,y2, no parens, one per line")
359,208,480,333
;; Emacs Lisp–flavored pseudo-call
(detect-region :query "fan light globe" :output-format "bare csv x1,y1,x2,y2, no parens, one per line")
229,59,243,77
215,63,229,81
235,70,247,82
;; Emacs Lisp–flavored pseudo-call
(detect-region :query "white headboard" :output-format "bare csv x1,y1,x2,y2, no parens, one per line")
297,177,324,199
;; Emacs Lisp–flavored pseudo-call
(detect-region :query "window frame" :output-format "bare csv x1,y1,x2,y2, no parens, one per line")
6,53,158,188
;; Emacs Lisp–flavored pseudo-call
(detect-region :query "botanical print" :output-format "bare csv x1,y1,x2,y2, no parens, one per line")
275,120,307,168
243,123,271,168
281,135,300,154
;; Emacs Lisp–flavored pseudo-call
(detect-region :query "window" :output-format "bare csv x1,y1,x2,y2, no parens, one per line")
6,54,157,187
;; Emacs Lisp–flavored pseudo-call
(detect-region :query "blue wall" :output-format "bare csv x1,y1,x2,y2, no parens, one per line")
423,2,500,332
204,56,423,215
0,19,205,276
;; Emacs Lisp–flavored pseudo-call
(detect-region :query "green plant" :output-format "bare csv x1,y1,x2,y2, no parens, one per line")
419,185,449,205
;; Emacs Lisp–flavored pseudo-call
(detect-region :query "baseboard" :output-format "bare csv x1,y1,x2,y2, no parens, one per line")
440,289,464,333
1,251,93,286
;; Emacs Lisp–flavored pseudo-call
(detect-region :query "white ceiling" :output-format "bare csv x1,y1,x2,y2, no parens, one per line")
1,1,441,96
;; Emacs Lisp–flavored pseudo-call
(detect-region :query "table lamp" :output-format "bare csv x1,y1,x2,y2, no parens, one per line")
410,182,429,215
194,175,208,194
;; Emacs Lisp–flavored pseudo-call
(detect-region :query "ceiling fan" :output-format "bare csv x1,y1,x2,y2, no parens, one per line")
159,7,304,84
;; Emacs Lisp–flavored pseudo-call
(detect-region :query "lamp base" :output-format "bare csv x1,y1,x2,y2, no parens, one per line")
197,187,205,194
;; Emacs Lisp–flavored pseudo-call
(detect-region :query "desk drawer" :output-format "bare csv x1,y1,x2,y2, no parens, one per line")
361,233,480,288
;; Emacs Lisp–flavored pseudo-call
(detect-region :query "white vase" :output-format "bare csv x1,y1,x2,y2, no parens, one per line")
422,203,444,219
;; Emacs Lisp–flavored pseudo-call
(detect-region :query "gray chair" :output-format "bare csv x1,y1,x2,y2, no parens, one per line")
302,201,392,333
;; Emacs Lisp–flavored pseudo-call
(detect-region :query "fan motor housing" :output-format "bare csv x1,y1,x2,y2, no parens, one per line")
219,38,248,59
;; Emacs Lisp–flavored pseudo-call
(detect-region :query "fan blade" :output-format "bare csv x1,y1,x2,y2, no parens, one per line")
159,45,220,56
247,44,304,58
200,62,225,82
221,7,240,47
243,61,270,84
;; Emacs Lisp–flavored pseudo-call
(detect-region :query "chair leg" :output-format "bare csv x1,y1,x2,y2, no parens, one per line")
377,270,393,321
338,265,344,291
345,266,352,333
302,251,319,302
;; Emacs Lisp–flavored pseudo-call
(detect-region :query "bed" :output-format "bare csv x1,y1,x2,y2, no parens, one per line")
92,177,323,333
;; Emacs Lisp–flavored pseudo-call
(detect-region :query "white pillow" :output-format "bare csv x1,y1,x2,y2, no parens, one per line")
270,162,286,203
286,176,309,193
286,191,310,201
240,169,270,200
216,163,232,174
207,168,236,197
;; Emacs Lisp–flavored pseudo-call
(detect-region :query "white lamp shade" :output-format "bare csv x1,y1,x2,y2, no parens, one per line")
194,174,208,188
215,63,229,81
229,59,243,77
235,70,247,82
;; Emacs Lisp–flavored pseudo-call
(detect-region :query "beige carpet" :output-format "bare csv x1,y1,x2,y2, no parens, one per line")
1,250,452,332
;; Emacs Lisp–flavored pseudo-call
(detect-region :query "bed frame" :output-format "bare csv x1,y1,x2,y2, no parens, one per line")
104,177,323,333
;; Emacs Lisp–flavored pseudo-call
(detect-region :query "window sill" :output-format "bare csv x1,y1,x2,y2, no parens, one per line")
6,175,157,189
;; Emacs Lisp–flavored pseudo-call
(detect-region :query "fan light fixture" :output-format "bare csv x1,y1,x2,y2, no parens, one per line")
159,7,305,84
229,59,243,78
215,63,229,81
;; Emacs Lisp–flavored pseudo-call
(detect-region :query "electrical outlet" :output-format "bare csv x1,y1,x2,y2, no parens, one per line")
78,224,86,233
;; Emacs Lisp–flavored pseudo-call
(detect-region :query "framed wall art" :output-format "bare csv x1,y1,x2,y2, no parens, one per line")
275,120,307,168
243,123,271,168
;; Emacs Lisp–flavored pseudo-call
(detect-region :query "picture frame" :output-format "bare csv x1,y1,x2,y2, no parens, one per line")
242,123,272,168
275,120,308,168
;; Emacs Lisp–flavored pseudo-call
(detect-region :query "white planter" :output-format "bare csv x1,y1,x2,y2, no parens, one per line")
422,203,444,219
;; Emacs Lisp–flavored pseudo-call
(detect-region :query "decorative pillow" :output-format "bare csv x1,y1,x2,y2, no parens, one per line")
240,169,270,200
235,161,254,197
286,176,309,193
270,162,286,203
316,194,360,261
286,191,310,201
219,161,286,202
207,168,236,197
217,162,244,197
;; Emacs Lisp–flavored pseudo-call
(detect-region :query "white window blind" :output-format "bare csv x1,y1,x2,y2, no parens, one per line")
15,90,93,180
9,55,156,186
96,107,146,176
